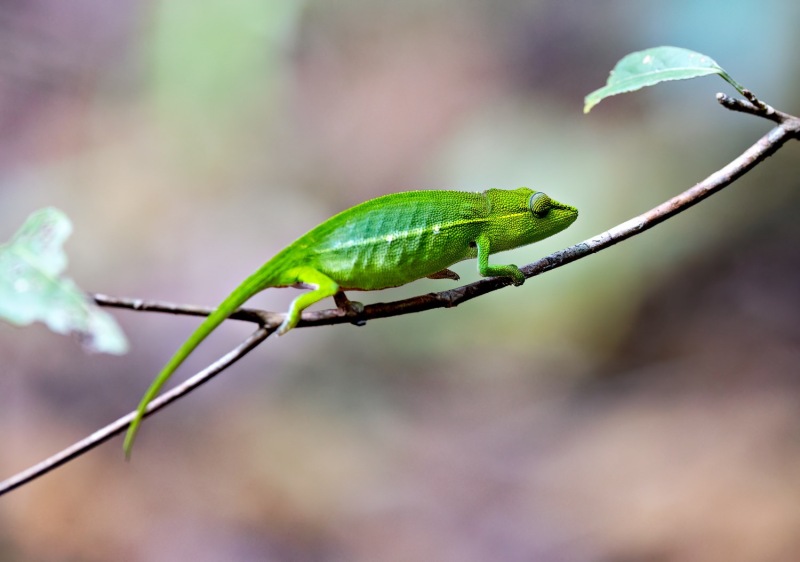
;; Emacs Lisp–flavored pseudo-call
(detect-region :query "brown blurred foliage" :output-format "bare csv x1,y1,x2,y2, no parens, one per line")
1,1,800,561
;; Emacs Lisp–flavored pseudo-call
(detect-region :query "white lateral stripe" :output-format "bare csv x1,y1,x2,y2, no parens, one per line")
315,211,527,255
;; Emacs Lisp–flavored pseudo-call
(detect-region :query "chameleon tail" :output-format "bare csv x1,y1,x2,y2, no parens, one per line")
123,272,271,458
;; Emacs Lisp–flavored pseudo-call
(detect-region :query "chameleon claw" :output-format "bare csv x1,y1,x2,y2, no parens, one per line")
334,291,366,327
508,266,526,286
343,300,366,327
349,302,367,326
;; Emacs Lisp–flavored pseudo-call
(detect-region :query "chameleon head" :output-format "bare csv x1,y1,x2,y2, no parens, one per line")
527,190,579,238
483,187,578,251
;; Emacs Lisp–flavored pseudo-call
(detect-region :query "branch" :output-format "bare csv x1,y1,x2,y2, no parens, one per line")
91,294,280,326
716,92,788,124
1,101,798,497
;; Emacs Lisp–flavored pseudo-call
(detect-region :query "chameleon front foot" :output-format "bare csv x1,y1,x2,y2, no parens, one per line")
506,265,525,286
334,291,366,327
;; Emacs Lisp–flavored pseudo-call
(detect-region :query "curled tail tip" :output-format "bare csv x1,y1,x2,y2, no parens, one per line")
276,320,291,336
123,413,144,459
276,310,302,335
123,431,135,460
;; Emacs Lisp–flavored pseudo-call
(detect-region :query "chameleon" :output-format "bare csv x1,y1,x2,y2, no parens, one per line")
123,187,578,455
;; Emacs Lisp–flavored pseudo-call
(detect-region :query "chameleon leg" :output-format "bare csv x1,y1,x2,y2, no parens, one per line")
279,267,340,335
334,291,366,327
475,234,525,286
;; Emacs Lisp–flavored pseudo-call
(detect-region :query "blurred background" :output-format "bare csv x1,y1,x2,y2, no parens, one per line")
2,1,800,560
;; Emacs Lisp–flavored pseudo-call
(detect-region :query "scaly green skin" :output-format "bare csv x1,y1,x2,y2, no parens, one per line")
124,187,578,455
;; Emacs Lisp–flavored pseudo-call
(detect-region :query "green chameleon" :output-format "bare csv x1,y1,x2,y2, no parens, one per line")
124,187,578,455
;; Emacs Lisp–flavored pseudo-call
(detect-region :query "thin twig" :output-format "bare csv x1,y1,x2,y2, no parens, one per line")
91,294,280,326
741,88,768,111
1,106,798,498
716,92,792,124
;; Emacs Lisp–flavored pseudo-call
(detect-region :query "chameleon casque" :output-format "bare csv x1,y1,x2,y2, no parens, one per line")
124,187,578,455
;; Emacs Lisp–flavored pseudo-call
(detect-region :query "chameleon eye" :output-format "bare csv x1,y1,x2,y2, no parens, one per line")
529,192,551,218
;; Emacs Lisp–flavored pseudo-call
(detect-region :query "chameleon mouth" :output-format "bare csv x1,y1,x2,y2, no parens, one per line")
553,202,578,213
550,202,578,222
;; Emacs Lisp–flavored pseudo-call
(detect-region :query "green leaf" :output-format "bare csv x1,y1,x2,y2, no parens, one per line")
0,208,129,354
584,46,746,113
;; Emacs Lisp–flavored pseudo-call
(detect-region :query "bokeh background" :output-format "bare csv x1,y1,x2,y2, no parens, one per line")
2,1,800,560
